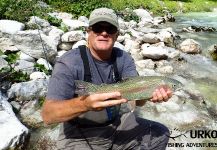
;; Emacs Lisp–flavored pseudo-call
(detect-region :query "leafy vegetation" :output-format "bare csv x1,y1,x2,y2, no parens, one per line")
34,63,50,75
38,96,46,108
162,0,217,13
44,0,111,18
0,0,52,23
1,0,217,23
0,51,30,84
118,8,140,22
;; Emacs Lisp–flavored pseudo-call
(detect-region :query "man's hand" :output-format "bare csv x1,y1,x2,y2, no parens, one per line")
82,92,127,111
151,87,172,103
134,87,173,107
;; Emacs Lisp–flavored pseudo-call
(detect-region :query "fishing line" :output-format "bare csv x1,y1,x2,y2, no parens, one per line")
32,7,52,74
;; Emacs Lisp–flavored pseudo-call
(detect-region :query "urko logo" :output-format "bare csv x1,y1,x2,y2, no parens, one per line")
166,128,189,140
190,130,217,138
167,129,217,148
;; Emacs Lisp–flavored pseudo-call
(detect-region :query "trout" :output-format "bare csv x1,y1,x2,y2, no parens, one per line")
75,76,183,101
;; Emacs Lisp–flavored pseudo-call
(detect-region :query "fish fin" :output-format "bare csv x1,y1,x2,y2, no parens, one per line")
74,80,97,96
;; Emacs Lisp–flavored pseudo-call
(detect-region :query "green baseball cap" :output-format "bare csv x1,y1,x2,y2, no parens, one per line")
89,8,119,29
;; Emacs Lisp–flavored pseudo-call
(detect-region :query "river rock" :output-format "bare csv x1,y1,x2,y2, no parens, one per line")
135,59,155,70
142,33,161,44
156,65,174,74
140,44,169,60
30,72,48,80
58,42,73,51
61,31,85,42
0,92,29,150
157,30,175,47
27,16,50,29
179,39,201,54
20,100,43,128
72,40,87,49
182,25,216,32
62,19,88,31
0,57,8,70
7,79,48,102
208,44,217,60
124,39,140,52
37,58,53,71
12,30,57,62
0,20,25,34
0,37,19,53
133,9,153,23
48,12,73,20
14,59,35,74
19,52,35,62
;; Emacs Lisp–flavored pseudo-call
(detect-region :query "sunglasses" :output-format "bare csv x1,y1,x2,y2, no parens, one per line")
90,23,118,34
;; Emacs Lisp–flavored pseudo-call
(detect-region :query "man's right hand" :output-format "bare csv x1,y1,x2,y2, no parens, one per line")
82,92,127,111
42,92,127,125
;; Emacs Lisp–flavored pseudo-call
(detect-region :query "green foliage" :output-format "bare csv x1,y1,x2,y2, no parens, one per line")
38,96,45,107
46,0,111,18
162,0,216,13
46,15,62,27
1,0,217,24
0,67,29,83
0,50,4,56
118,8,139,22
0,0,50,23
59,23,69,32
4,53,19,64
0,52,29,83
34,63,50,75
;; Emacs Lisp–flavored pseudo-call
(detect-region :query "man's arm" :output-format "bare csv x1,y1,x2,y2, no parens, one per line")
41,92,127,125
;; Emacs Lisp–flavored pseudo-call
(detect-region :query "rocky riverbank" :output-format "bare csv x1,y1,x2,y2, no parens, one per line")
0,7,217,150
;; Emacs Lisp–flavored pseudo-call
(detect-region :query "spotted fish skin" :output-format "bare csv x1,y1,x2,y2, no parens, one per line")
75,76,183,101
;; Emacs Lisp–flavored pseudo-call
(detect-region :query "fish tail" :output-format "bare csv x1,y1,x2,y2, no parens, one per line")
74,80,98,95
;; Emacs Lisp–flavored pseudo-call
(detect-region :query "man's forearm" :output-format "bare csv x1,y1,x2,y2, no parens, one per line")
41,97,88,125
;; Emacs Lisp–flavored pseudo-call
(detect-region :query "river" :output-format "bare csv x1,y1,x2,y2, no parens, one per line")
166,12,217,55
163,12,217,104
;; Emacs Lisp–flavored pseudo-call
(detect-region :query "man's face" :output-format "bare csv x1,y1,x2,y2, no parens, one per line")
87,22,118,52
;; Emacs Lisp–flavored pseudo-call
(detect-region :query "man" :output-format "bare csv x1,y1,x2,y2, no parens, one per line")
42,7,172,150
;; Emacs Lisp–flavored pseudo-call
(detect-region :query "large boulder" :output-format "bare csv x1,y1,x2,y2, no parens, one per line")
12,30,58,62
7,79,48,102
0,92,29,150
0,20,25,34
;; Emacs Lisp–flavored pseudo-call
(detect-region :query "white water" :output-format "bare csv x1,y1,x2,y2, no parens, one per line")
165,12,217,53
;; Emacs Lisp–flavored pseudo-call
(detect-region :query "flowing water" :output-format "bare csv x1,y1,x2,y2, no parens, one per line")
164,12,217,104
169,12,217,55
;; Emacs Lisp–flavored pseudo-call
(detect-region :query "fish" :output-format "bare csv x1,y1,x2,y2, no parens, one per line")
75,76,183,101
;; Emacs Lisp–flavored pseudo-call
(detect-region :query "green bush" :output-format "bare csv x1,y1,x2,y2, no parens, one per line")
0,0,53,23
1,0,217,24
0,51,29,83
34,63,50,75
46,0,111,18
118,8,139,22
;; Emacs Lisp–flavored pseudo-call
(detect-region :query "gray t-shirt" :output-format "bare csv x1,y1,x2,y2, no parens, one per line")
46,46,137,124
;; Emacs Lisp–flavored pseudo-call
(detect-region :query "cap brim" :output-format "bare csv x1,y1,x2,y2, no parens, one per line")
89,16,119,29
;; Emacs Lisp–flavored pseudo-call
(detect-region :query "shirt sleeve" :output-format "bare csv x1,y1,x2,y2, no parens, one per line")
121,52,138,78
46,60,75,100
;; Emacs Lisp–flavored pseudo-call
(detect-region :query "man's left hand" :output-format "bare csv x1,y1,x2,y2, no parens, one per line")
151,87,172,103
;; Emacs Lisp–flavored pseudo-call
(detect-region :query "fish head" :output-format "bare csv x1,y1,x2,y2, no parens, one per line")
164,78,183,91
